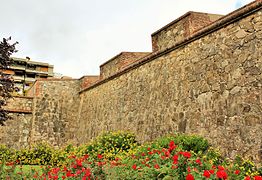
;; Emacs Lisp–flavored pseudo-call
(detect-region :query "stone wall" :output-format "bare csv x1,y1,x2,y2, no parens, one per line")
100,52,150,79
0,96,33,148
29,79,80,147
151,12,222,52
78,3,262,162
5,96,33,113
79,76,100,90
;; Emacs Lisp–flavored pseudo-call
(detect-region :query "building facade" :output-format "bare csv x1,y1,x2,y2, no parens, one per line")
3,57,54,93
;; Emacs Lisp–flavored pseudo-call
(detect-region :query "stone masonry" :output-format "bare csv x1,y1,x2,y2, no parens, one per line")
1,1,261,162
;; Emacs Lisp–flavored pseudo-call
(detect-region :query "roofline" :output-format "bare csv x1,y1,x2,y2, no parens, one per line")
11,57,53,67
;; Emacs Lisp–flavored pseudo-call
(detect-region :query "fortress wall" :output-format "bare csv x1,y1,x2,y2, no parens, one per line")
29,79,81,147
78,7,262,161
0,96,33,148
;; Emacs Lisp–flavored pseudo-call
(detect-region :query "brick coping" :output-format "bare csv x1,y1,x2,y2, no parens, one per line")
6,109,32,114
12,96,34,99
99,52,150,68
151,11,223,36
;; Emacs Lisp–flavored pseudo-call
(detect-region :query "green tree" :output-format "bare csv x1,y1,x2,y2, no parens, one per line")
0,37,18,125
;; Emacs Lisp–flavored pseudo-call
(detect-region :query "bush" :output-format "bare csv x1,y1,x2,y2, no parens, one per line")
16,142,54,165
79,131,138,160
0,145,16,163
140,133,209,154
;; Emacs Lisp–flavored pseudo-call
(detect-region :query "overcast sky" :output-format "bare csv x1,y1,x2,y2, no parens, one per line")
0,0,253,78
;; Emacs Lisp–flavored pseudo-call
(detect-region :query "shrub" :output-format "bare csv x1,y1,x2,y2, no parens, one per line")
79,131,138,160
16,142,54,165
139,133,209,154
0,145,16,163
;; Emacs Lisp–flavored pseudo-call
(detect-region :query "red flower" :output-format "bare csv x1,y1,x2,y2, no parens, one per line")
132,164,137,170
97,154,103,159
186,173,194,180
76,159,82,167
164,151,170,157
209,170,214,174
254,176,262,180
76,170,82,175
234,170,240,175
181,152,191,158
216,170,228,179
187,167,191,172
97,162,104,166
84,168,91,177
51,167,60,174
154,164,160,169
218,166,225,171
148,151,153,155
66,171,74,177
173,154,179,164
195,159,202,165
168,141,176,152
83,154,89,159
244,176,251,180
161,156,166,160
203,170,211,178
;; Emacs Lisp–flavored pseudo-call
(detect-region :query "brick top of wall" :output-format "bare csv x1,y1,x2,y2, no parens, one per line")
100,52,150,79
151,11,223,52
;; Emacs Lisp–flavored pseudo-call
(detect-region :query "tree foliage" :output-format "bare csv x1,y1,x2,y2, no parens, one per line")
0,37,18,125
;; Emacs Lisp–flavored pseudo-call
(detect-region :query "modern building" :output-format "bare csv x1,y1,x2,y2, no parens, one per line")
3,57,54,93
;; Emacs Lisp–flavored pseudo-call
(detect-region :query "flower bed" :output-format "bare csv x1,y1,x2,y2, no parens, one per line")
0,132,261,179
